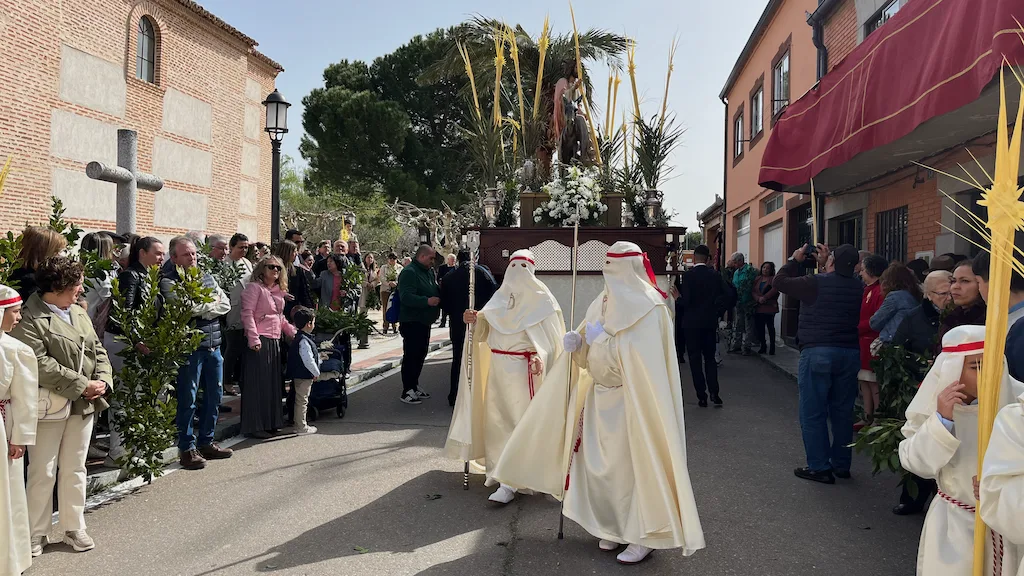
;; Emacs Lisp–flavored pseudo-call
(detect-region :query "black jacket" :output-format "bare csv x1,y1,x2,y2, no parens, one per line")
286,265,316,320
677,265,729,333
774,259,863,350
439,263,498,323
891,301,942,357
10,267,38,302
106,262,156,335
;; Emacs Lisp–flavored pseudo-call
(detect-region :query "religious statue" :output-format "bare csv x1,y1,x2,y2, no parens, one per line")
558,92,593,166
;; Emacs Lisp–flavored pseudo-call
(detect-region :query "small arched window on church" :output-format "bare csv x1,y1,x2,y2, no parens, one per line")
136,16,156,83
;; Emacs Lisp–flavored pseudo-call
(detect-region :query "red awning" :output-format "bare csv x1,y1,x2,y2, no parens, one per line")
758,0,1024,191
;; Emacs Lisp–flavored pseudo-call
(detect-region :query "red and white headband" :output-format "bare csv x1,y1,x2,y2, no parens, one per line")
607,251,668,299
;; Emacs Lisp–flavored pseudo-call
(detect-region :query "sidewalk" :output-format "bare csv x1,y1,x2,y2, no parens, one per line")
759,342,799,381
84,321,453,495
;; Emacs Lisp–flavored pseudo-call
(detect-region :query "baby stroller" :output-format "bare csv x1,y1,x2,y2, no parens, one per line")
306,330,350,421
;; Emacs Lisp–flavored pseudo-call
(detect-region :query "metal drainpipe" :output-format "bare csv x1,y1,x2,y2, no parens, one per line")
720,95,729,271
809,3,831,80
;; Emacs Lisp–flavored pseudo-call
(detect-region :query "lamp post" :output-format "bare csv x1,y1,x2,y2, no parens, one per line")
263,89,291,243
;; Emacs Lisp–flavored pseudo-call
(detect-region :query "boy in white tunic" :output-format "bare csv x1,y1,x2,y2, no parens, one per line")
497,241,705,565
899,325,1023,576
0,285,38,576
444,250,567,504
979,389,1024,576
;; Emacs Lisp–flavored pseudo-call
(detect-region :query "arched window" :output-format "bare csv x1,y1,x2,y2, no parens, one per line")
136,16,156,83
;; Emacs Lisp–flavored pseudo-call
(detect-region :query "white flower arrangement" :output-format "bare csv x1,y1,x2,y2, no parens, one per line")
533,163,609,226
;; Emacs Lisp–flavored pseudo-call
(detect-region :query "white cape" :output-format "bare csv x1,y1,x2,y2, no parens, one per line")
444,308,568,478
0,332,38,576
980,392,1024,576
493,301,705,553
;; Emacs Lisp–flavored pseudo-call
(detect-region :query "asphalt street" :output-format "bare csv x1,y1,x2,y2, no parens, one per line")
27,350,921,576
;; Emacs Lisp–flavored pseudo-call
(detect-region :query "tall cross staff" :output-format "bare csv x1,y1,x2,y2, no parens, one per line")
463,230,481,490
558,204,582,540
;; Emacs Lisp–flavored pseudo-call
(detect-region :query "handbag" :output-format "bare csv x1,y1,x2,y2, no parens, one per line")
37,339,86,421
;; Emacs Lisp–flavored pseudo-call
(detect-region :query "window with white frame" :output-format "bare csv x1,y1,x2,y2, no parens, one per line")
772,52,790,116
736,210,751,262
751,87,763,138
866,0,902,36
734,113,744,158
764,194,783,215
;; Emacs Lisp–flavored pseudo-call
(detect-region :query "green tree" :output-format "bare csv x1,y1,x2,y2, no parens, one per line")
684,231,704,250
301,31,472,209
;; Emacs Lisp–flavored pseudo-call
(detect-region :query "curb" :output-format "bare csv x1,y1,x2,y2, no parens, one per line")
83,338,453,498
758,352,798,382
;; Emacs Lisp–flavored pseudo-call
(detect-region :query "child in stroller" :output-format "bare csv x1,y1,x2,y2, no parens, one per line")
309,330,349,420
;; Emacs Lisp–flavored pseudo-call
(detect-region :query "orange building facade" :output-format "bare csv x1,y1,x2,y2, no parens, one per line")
758,0,1015,269
721,0,819,272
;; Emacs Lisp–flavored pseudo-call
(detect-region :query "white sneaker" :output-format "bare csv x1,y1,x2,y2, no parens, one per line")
616,544,653,565
63,529,95,552
30,536,46,557
599,539,620,551
487,484,516,504
296,425,318,435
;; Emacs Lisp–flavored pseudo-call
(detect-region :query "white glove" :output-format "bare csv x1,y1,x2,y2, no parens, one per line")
585,321,606,345
563,331,583,353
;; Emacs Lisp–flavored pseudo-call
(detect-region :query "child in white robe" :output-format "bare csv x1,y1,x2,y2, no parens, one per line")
899,324,1023,576
0,285,38,576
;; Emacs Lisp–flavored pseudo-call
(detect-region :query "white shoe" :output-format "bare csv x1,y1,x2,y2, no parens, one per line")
616,544,653,565
296,425,318,435
487,484,516,504
599,539,620,551
30,536,46,557
63,529,95,552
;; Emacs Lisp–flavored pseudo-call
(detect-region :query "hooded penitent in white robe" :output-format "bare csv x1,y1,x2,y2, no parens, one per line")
980,392,1024,576
0,289,38,576
494,241,704,555
899,325,1024,576
445,250,568,485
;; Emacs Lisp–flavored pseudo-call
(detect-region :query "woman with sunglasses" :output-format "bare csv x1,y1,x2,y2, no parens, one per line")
240,256,297,438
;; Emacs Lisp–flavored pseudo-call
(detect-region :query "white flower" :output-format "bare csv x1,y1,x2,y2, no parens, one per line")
534,215,542,223
580,208,590,220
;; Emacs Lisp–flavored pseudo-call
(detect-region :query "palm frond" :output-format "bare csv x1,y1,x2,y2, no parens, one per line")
634,114,685,190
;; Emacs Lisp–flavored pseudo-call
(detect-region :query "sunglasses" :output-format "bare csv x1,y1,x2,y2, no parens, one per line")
266,265,282,271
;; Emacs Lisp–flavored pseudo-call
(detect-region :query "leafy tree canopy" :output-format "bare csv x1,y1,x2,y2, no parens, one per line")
301,30,472,209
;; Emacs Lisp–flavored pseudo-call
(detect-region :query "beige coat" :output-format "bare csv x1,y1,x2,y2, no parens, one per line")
11,293,112,416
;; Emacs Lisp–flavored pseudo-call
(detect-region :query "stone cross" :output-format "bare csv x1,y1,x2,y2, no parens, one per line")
85,129,164,234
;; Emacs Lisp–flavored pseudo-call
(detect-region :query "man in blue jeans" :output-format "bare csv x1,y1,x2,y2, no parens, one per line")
160,237,234,470
774,243,863,484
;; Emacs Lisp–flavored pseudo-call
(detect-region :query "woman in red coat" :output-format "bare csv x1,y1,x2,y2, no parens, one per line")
856,255,888,428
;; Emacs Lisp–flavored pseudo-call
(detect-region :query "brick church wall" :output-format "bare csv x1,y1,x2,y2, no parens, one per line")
0,0,280,241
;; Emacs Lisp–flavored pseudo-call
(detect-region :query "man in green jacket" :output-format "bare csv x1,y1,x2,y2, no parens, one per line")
397,244,441,404
729,252,759,355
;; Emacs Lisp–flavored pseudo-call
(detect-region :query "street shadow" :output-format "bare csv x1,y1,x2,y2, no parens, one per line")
212,470,507,574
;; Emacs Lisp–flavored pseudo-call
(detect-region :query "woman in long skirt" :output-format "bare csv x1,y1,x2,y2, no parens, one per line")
240,256,296,438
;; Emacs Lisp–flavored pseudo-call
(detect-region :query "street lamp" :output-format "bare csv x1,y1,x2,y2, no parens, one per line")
263,89,291,243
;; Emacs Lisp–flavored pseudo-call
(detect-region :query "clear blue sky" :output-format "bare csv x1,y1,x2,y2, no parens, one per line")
201,0,771,229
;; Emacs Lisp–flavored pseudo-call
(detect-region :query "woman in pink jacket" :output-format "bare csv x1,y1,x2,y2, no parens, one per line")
240,256,296,438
